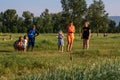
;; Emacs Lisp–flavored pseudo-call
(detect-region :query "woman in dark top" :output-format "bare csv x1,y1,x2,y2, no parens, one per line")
81,22,91,49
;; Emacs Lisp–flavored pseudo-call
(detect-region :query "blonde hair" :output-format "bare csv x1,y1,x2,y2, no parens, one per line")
85,21,89,25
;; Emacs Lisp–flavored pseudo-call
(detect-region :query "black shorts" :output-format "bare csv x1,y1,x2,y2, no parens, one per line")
83,35,89,39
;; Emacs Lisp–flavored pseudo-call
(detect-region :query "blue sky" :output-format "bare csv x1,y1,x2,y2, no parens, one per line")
0,0,120,16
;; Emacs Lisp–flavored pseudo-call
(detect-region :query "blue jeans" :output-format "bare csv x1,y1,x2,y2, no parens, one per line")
28,38,35,47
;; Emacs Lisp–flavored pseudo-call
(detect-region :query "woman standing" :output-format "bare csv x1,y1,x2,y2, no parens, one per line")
81,22,91,49
67,21,75,52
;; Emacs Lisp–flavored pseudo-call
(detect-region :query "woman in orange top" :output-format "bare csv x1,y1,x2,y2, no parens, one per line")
67,21,75,52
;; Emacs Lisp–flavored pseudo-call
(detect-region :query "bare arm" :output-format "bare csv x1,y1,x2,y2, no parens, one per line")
81,30,83,39
35,30,39,37
88,29,91,39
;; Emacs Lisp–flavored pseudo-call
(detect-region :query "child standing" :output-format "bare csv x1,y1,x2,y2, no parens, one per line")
58,30,64,52
22,35,28,52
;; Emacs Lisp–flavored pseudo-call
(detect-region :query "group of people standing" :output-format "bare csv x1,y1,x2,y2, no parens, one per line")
57,21,91,52
14,21,91,53
14,25,39,52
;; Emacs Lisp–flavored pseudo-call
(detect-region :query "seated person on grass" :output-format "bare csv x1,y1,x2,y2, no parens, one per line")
14,36,24,51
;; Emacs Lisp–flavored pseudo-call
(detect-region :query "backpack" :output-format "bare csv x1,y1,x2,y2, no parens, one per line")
28,29,35,38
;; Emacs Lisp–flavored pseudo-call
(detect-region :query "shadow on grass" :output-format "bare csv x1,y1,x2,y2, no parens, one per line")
70,49,120,58
70,50,87,57
0,50,12,53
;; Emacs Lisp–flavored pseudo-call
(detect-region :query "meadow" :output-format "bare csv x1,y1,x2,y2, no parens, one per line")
0,33,120,80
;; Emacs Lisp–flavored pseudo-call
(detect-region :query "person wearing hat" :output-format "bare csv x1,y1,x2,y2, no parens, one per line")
57,30,64,52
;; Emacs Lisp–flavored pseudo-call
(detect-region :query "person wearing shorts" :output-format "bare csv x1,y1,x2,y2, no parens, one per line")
58,30,64,52
81,21,91,49
67,21,75,52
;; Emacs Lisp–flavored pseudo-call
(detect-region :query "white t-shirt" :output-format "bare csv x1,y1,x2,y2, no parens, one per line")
23,39,28,48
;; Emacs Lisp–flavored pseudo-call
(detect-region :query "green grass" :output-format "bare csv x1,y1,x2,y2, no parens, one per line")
0,33,120,80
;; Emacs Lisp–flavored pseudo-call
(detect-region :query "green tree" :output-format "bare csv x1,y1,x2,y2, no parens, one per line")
22,11,34,28
0,21,2,33
51,12,63,33
33,17,43,32
41,9,52,33
61,0,87,32
116,22,120,33
17,17,24,33
4,9,18,33
108,20,116,33
86,0,109,35
0,12,4,32
118,22,120,27
12,26,18,33
0,12,4,23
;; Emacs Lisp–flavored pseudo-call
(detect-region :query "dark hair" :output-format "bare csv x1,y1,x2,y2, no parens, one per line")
69,21,73,23
24,35,27,39
32,25,36,28
19,36,23,41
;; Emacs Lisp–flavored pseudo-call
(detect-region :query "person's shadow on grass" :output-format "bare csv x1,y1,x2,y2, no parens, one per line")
0,50,12,53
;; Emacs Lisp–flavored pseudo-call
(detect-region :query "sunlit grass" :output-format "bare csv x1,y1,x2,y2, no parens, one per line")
0,33,120,79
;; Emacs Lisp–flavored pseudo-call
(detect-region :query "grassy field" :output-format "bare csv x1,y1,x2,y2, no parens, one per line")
0,33,120,80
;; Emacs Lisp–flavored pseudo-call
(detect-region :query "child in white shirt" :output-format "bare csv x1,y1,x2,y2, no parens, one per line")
23,35,28,52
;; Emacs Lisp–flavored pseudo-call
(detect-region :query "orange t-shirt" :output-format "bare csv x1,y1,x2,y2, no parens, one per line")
17,41,23,47
67,24,75,41
67,24,75,33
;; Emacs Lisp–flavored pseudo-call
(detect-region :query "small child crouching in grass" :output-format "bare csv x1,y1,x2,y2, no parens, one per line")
58,30,64,52
14,35,28,52
14,36,24,51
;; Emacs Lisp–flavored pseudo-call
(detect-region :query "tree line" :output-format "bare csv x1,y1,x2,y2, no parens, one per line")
0,0,119,33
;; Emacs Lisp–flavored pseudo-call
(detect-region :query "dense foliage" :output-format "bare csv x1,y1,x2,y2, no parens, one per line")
0,0,119,33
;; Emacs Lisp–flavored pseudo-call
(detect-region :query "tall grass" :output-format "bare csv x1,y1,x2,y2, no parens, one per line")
0,33,120,79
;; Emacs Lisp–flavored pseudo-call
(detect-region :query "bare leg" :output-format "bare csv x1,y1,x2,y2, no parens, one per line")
85,40,87,49
58,46,60,51
23,48,25,52
69,40,73,52
67,42,70,52
61,46,64,52
83,39,86,49
86,39,90,49
67,36,70,52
